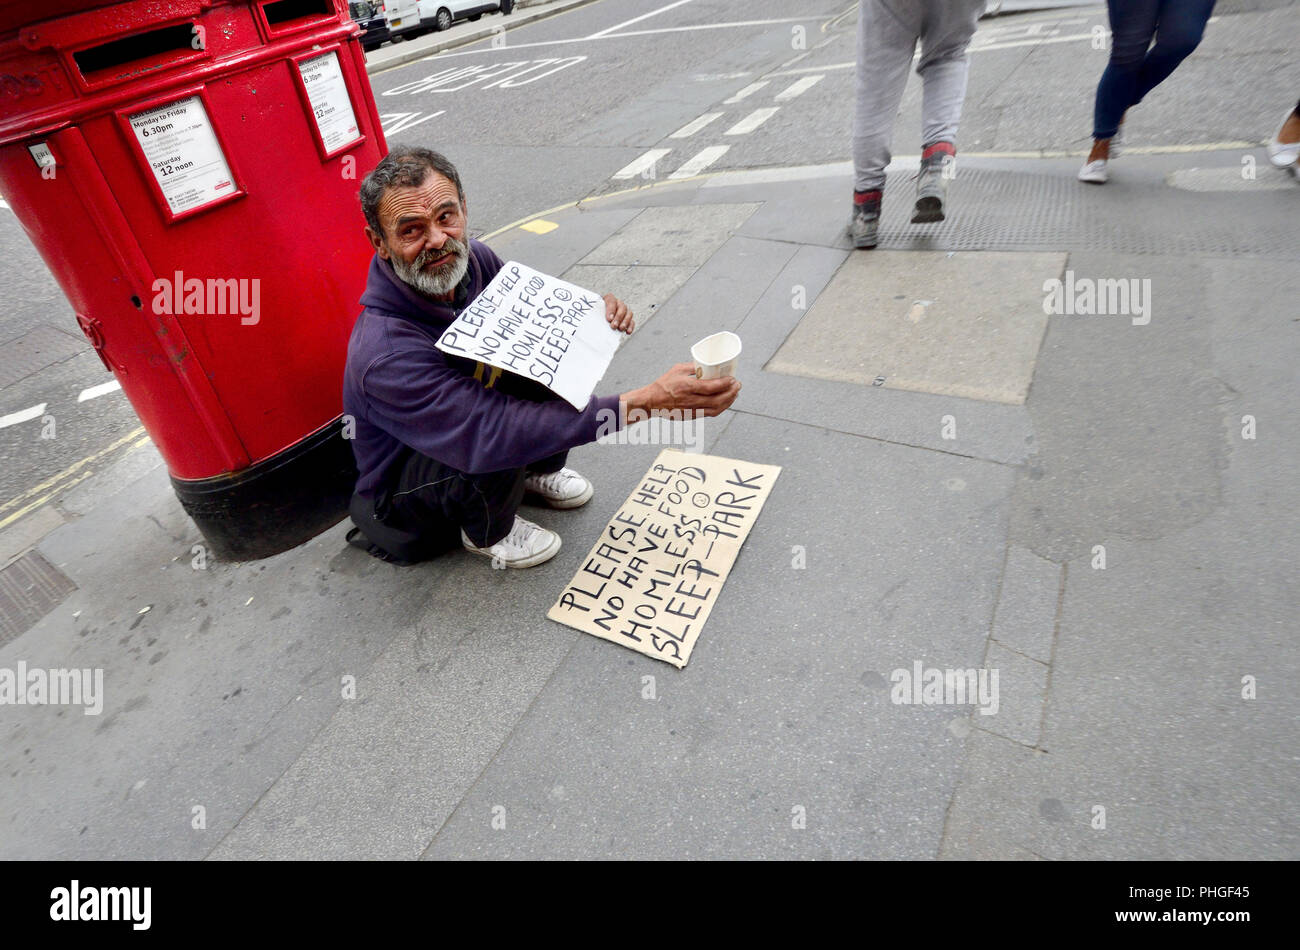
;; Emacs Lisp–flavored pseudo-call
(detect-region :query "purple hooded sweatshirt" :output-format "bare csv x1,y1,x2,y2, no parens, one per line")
343,239,622,500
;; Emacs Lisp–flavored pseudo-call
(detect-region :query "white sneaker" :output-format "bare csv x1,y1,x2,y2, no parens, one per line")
523,467,593,509
1078,159,1108,184
461,516,561,569
1110,126,1124,159
1266,109,1300,168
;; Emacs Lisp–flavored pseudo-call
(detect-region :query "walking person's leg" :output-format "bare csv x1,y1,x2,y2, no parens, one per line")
911,0,984,222
1129,0,1216,108
850,0,923,248
1081,0,1160,181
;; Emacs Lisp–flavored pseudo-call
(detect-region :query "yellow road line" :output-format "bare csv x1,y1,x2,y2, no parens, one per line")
0,425,145,518
0,471,93,531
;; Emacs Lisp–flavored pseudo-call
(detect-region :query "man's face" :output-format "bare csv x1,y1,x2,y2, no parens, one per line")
366,171,469,299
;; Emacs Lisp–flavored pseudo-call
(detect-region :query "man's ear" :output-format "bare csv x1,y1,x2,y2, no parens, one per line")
364,226,390,260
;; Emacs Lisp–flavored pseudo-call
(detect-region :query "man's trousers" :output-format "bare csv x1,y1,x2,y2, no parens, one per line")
852,0,985,193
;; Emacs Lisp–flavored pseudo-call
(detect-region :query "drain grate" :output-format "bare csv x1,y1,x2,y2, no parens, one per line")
873,166,1297,259
0,550,76,645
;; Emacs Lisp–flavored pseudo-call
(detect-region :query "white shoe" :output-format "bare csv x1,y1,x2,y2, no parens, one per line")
461,516,561,569
1110,126,1124,159
1078,159,1108,184
1266,109,1300,168
523,467,593,509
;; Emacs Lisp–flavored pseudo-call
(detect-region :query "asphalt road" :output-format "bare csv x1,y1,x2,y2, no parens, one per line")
2,0,1294,521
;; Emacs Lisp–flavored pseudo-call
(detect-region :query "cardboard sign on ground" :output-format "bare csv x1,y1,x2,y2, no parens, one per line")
435,261,620,410
548,449,781,668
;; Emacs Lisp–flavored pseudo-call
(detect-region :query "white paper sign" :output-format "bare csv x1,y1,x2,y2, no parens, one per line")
298,52,362,153
436,261,620,411
128,96,236,215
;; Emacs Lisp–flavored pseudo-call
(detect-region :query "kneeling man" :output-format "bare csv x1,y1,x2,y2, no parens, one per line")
344,146,740,568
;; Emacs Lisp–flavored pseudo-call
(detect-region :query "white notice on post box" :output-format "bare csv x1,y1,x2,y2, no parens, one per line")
435,261,621,411
298,52,362,154
128,96,236,215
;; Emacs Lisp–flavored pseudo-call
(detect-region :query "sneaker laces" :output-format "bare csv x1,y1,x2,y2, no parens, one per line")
493,517,542,556
527,468,579,496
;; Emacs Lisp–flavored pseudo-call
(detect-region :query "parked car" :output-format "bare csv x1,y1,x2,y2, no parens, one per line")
384,0,506,40
348,1,391,51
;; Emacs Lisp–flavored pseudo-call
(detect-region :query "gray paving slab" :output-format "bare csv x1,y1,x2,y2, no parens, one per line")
421,411,1013,859
1007,251,1230,564
578,203,762,268
991,545,1062,663
737,243,849,368
486,207,641,279
978,641,1049,748
737,371,1037,467
768,251,1063,405
0,505,65,568
939,729,1062,860
599,234,799,395
558,263,697,332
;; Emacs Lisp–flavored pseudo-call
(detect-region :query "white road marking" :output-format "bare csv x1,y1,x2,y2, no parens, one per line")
724,81,768,104
612,148,672,180
670,112,724,138
0,403,47,430
669,145,730,179
969,30,1104,52
587,0,696,39
379,110,445,134
411,19,817,60
769,62,852,77
616,19,812,38
77,380,122,403
725,107,779,135
775,75,823,101
771,29,1101,76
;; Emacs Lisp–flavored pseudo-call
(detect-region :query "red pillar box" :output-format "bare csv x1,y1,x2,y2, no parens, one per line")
0,0,388,559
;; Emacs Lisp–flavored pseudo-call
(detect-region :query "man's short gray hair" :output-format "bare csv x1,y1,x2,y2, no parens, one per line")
360,145,465,238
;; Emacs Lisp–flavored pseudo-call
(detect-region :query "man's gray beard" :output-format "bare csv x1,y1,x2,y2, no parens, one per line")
390,239,470,298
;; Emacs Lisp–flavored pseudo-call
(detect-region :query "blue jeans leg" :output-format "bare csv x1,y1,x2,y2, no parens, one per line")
1091,0,1214,140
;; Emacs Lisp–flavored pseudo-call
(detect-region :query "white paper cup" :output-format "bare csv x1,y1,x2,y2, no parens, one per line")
691,331,742,379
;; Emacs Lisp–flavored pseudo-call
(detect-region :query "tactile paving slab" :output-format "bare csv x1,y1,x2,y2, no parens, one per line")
871,166,1297,259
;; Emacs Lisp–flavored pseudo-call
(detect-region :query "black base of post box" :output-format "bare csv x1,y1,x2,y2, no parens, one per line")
171,417,357,561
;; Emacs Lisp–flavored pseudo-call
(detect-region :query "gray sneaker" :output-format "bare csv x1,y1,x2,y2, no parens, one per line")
849,197,881,249
912,152,953,223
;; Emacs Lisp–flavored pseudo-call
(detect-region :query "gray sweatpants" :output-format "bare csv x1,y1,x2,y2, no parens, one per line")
852,0,986,192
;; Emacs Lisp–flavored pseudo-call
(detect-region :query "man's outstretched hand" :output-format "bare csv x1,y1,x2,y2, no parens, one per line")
604,293,635,334
620,363,741,421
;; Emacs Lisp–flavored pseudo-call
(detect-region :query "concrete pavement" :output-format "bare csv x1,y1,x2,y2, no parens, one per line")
1,137,1295,858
